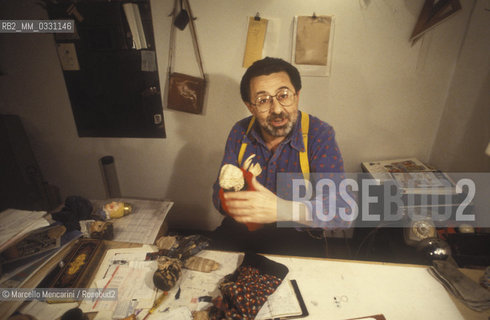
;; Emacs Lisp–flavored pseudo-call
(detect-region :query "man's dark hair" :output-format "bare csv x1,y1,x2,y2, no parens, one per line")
240,57,302,103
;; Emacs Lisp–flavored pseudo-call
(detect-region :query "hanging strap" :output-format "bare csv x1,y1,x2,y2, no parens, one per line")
168,0,205,78
238,112,310,181
238,117,256,166
299,112,310,182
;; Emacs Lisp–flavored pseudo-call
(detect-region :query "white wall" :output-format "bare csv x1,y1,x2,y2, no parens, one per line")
430,0,490,172
0,0,486,230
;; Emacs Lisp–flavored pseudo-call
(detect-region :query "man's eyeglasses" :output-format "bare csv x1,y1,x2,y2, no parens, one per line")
251,88,297,113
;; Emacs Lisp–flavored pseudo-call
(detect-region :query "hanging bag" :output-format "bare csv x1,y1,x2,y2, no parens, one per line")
167,0,206,114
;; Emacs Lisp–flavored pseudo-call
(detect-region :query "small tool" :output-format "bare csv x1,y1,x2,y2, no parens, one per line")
142,291,169,320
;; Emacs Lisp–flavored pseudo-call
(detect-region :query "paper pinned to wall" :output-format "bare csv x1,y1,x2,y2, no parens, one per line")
56,43,80,71
292,15,335,77
243,17,268,68
295,15,331,65
141,50,157,72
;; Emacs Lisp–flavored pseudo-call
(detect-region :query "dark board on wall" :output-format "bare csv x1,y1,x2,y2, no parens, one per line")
46,0,165,138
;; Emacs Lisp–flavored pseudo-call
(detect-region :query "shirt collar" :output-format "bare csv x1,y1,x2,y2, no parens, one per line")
245,111,305,152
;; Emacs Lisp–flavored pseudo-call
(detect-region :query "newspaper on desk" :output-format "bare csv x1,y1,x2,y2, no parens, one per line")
79,246,159,318
92,198,173,244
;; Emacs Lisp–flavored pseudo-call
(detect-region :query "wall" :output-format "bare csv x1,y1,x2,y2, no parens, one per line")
430,0,490,172
0,0,485,230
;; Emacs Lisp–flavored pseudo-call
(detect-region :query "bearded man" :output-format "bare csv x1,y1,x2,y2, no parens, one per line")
211,57,351,256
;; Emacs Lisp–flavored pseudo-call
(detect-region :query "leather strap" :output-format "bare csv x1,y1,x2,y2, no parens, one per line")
168,0,205,79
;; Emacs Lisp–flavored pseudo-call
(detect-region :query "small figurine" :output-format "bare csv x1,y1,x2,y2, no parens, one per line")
93,202,132,220
153,256,182,291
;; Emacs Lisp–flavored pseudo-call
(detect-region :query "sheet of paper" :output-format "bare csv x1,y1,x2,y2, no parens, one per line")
91,199,173,244
269,255,464,320
295,15,332,65
93,310,114,320
56,43,80,71
95,246,155,281
141,50,157,72
79,245,157,315
291,16,335,77
113,298,140,319
110,263,157,319
243,17,268,68
88,265,130,312
126,261,158,303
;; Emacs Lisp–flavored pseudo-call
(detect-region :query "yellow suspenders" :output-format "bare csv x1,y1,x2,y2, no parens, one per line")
299,112,310,182
237,117,255,167
238,112,310,181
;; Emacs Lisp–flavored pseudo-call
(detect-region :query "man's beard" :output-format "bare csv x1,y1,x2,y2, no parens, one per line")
260,111,297,137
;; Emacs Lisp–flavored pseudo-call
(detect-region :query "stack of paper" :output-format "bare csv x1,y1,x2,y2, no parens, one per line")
0,209,50,252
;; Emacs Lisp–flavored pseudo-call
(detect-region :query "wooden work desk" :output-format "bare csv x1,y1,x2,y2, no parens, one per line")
86,246,488,320
255,254,488,320
6,244,489,320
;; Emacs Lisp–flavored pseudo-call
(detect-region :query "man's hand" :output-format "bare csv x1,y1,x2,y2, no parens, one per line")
223,176,278,224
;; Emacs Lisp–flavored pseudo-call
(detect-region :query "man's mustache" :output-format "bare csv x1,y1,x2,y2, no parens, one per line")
268,113,289,121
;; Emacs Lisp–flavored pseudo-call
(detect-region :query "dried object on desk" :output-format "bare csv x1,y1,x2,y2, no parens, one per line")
89,221,113,240
192,310,209,320
184,256,220,273
155,235,178,250
155,234,210,260
171,235,210,259
153,256,182,291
